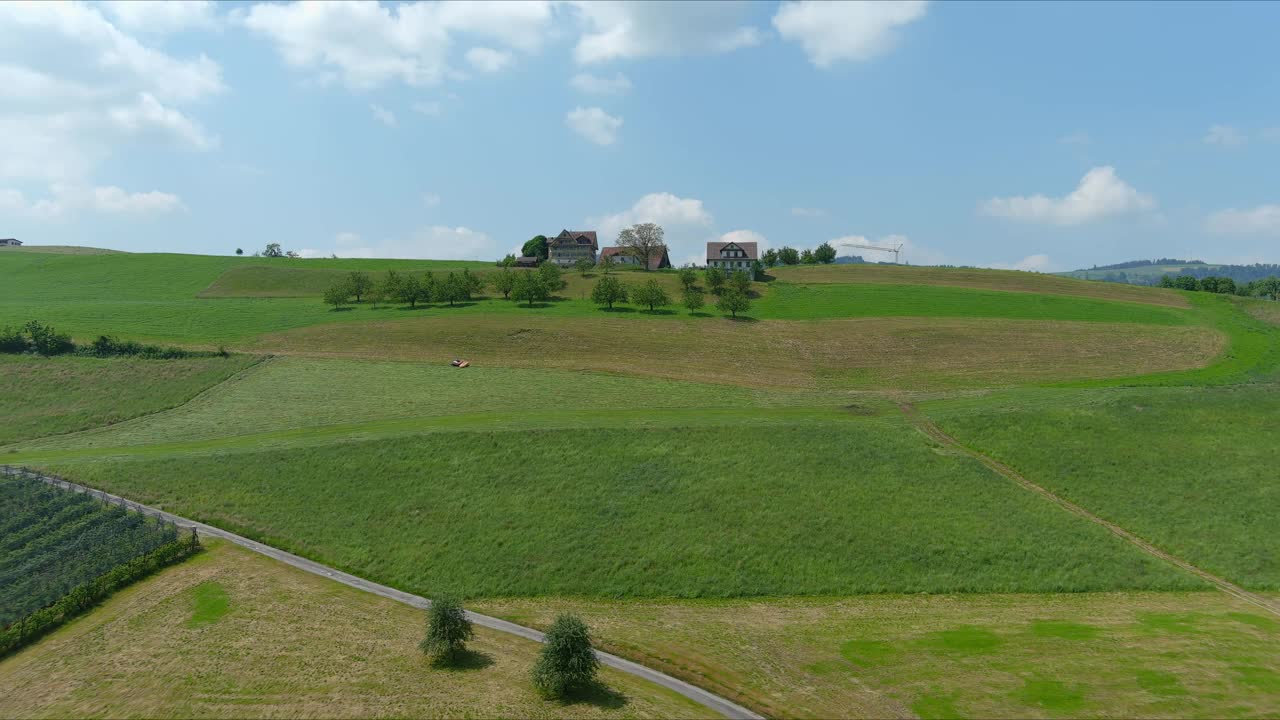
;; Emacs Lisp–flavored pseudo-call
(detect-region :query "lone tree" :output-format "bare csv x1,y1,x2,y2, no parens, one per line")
598,254,615,274
682,286,705,315
814,242,837,264
420,595,474,666
537,262,565,295
717,287,750,318
678,266,698,290
235,248,244,256
532,614,599,699
263,243,284,258
492,267,516,299
522,235,549,261
323,282,351,310
632,278,671,312
705,267,727,295
590,274,628,310
574,256,594,277
730,269,751,295
617,222,664,271
347,271,373,302
512,270,550,307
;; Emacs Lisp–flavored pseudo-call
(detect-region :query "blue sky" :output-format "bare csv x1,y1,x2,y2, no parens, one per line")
2,1,1279,270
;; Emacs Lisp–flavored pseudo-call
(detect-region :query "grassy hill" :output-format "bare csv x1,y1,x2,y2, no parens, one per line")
4,248,1279,717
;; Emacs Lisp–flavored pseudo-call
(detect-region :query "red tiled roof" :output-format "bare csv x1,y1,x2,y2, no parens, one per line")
601,245,671,270
549,229,598,250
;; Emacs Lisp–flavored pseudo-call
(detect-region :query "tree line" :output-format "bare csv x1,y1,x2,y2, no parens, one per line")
1157,274,1280,300
0,321,227,359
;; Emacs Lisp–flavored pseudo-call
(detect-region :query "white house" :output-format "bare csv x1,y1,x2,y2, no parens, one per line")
706,240,757,271
0,238,21,247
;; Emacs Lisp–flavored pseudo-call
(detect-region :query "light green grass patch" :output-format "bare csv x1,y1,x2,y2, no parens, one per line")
1014,679,1086,713
187,581,230,627
1135,670,1187,697
920,626,1002,653
1031,620,1101,640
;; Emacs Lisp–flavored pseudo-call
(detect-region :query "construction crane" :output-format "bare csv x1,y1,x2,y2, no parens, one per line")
838,241,904,264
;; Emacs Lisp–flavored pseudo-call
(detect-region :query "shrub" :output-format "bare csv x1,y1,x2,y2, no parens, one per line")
0,326,28,353
532,614,599,699
420,595,474,665
24,321,74,356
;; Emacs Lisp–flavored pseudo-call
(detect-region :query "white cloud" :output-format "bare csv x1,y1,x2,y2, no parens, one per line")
465,46,512,73
0,183,183,219
1058,130,1091,146
826,234,940,265
593,192,715,263
980,166,1156,226
569,1,761,64
1205,205,1280,237
101,0,218,34
717,229,769,251
303,225,501,260
790,207,825,217
242,0,553,89
992,253,1054,272
570,71,632,95
1204,124,1247,147
370,103,397,127
0,2,221,185
772,0,927,67
413,100,443,116
566,106,622,146
423,192,442,208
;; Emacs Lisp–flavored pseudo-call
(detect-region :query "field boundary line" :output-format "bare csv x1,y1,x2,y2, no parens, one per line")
898,405,1280,618
6,467,764,720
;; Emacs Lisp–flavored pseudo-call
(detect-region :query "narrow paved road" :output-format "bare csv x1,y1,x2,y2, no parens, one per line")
10,468,764,720
898,405,1280,619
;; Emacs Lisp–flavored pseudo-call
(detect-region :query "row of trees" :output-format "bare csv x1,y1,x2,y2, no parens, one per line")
761,242,837,267
324,266,566,309
1157,274,1280,299
589,275,751,317
422,597,599,700
0,320,213,359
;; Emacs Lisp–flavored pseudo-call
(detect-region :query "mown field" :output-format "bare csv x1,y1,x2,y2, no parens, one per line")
0,540,711,719
476,592,1280,720
0,354,257,445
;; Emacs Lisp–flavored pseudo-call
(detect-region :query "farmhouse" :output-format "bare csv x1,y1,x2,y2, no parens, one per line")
514,255,540,268
600,245,672,270
706,240,757,270
547,229,598,266
0,238,21,246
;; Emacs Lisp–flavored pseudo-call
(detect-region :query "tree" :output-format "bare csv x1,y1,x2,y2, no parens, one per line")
633,278,671,312
705,267,727,295
717,288,750,318
574,256,594,277
461,268,485,295
537,261,565,295
492,268,516,299
730,270,751,295
397,274,427,308
500,254,517,267
800,248,815,264
814,242,837,264
235,248,244,256
678,266,698,290
1255,277,1280,301
512,270,550,307
599,254,615,274
1174,275,1200,291
1157,275,1176,289
682,286,705,314
381,270,404,303
522,235,548,261
263,243,284,258
420,595,474,665
590,274,628,310
751,259,765,281
532,614,599,699
617,222,664,271
436,272,470,306
347,271,373,303
778,246,800,265
762,248,779,267
22,321,74,355
323,282,351,309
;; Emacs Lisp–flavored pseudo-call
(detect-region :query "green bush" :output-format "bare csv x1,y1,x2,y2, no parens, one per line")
0,326,28,353
23,321,74,356
420,595,474,665
532,614,599,699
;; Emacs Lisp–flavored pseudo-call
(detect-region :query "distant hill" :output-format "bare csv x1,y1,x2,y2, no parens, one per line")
1059,260,1280,286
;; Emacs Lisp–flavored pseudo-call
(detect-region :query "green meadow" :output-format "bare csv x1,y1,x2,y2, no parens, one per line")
5,245,1280,718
